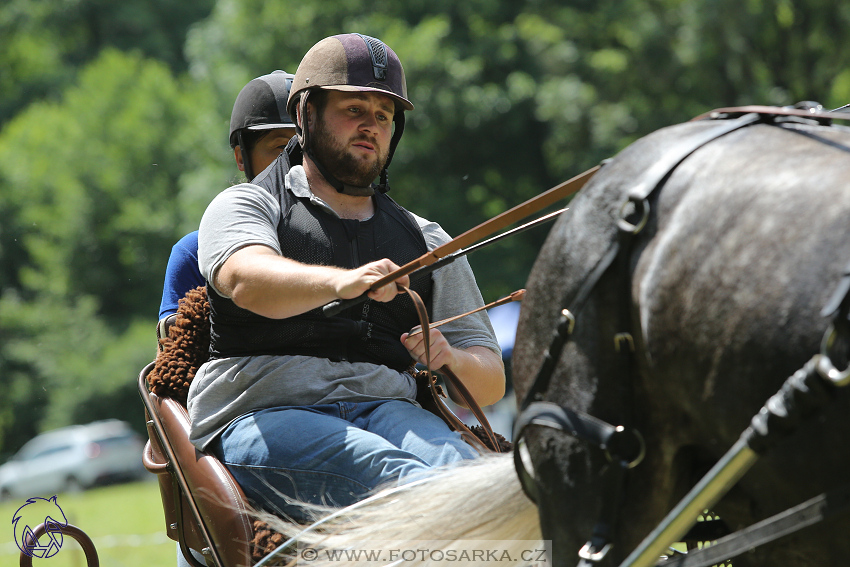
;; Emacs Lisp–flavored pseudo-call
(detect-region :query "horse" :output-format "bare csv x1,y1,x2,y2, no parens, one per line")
261,108,850,567
511,108,850,566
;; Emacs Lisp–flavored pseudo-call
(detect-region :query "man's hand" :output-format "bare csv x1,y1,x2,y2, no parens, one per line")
332,258,409,303
401,329,505,408
400,328,456,369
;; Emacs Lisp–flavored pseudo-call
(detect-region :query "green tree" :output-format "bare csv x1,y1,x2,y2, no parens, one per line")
183,0,850,301
0,49,227,453
0,0,215,125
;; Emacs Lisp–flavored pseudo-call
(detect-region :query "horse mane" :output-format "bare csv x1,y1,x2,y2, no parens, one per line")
256,454,541,566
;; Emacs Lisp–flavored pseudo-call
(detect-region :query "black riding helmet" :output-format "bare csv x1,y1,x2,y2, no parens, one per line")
287,33,414,195
229,70,296,181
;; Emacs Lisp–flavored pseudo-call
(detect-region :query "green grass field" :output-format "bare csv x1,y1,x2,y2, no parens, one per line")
1,479,176,566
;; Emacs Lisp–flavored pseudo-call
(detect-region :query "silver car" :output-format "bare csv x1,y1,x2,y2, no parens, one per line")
0,419,145,500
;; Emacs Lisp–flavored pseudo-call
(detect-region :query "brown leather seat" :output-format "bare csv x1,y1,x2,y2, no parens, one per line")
139,361,255,567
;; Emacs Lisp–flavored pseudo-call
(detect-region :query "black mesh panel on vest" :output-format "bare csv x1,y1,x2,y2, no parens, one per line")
208,178,432,372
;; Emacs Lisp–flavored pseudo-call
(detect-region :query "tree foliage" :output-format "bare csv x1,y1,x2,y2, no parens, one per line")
0,0,215,126
0,49,227,453
1,0,849,455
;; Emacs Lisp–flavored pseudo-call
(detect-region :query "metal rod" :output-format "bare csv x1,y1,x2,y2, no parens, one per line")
618,439,758,567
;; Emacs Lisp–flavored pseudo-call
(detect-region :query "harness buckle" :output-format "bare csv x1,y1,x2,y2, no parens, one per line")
614,332,635,352
818,325,850,386
579,541,612,562
561,309,576,335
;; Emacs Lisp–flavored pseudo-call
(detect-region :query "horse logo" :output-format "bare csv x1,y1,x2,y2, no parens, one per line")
12,495,68,558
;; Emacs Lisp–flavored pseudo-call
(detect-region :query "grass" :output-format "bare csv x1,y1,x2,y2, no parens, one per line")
0,478,176,566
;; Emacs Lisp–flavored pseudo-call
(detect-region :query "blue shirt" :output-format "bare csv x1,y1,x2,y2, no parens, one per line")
158,231,204,319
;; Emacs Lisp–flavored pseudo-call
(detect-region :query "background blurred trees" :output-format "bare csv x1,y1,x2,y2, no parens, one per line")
1,0,849,456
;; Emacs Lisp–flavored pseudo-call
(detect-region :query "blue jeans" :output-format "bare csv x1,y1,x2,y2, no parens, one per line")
210,399,478,521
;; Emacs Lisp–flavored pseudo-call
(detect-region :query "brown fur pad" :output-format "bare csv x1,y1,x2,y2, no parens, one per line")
148,286,210,405
470,425,513,453
250,520,289,562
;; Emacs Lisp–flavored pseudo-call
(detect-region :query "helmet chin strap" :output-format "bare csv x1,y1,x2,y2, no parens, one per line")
297,91,404,196
373,111,404,195
236,130,255,181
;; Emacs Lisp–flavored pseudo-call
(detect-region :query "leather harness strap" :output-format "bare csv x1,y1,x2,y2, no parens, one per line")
403,285,501,453
513,106,850,567
513,111,770,566
690,105,850,124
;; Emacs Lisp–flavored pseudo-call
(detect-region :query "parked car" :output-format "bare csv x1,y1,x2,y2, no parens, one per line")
0,419,145,500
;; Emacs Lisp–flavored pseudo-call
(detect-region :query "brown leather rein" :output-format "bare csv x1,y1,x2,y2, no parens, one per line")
406,289,525,338
404,284,502,453
400,288,525,453
375,167,599,288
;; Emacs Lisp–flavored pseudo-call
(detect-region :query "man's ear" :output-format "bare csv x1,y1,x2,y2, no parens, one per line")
300,101,315,131
234,146,245,172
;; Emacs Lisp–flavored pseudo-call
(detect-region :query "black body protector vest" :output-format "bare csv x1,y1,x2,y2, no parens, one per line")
207,148,433,372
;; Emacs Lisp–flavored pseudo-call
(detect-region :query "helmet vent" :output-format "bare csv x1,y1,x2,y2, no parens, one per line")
357,33,388,81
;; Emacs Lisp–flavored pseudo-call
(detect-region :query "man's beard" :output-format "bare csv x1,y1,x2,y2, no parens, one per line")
311,116,387,191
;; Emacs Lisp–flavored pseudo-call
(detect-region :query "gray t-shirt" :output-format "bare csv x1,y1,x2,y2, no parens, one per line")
189,166,500,450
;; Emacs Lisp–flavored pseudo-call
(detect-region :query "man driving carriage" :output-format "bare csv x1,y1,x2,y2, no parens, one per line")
188,33,505,521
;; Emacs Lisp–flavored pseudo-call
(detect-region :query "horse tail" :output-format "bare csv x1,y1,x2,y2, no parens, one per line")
259,453,541,566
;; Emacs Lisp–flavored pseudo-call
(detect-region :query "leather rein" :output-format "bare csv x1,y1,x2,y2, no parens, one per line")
404,284,501,453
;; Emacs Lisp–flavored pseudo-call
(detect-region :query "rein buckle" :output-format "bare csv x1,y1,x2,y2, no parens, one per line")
579,541,612,563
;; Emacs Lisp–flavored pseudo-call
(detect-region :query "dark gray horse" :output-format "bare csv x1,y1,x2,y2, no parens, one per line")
512,111,850,566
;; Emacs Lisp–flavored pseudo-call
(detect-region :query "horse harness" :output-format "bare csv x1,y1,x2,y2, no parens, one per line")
512,105,850,567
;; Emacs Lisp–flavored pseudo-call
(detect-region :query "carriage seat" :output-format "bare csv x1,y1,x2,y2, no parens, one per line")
139,361,255,567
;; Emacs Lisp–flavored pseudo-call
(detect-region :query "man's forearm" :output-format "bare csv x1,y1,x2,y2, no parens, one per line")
443,345,505,408
214,244,407,319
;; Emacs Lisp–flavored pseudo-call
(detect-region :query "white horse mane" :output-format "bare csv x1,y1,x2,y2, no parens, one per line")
255,453,542,566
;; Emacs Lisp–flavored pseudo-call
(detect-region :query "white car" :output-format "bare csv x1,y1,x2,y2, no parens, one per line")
0,419,146,500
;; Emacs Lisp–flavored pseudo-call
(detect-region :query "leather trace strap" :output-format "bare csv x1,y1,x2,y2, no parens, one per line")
690,104,850,124
403,285,501,453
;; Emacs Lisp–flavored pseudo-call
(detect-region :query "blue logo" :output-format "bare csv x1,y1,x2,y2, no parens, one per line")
12,495,68,558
